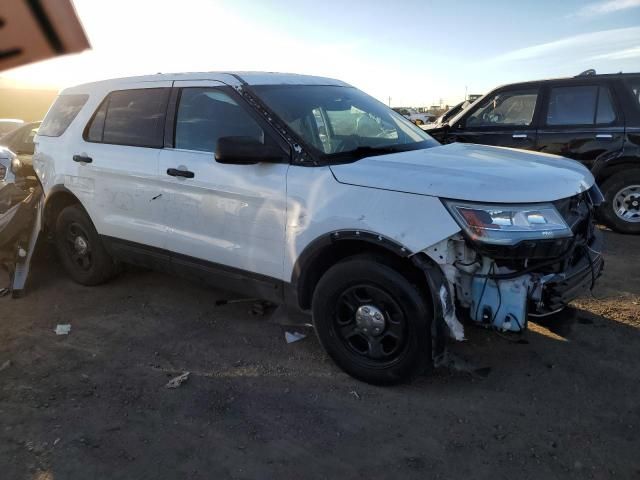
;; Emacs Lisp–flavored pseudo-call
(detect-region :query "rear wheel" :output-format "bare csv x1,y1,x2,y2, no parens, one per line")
312,256,432,385
55,205,119,285
599,169,640,234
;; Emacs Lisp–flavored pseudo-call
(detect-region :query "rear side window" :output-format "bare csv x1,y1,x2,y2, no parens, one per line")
85,88,170,148
623,77,640,109
39,94,89,137
546,85,616,125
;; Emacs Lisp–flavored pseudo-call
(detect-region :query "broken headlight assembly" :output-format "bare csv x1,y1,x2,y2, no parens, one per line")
443,200,573,248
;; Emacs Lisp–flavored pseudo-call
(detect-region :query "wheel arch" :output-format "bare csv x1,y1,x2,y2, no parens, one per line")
43,185,84,235
593,156,640,184
290,230,426,311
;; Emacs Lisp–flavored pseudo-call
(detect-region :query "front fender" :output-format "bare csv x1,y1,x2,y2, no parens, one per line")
284,165,460,280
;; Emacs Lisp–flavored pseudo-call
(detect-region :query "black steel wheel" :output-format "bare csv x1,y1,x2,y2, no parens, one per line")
312,256,432,385
63,221,93,272
55,205,119,285
335,285,408,365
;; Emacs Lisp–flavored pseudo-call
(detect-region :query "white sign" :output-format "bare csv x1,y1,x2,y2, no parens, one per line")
0,0,90,72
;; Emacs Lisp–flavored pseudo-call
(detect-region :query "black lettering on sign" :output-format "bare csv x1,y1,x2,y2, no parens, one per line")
26,0,65,53
0,48,23,60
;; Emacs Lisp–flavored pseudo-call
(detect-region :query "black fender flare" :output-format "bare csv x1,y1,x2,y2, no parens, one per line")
591,146,639,181
288,229,413,309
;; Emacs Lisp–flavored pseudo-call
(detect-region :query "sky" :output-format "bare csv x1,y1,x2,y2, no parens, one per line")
3,0,640,107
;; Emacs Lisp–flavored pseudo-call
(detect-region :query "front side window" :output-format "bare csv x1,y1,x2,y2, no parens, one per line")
546,85,616,126
174,88,264,153
253,85,436,159
39,94,88,137
86,88,170,148
466,89,538,127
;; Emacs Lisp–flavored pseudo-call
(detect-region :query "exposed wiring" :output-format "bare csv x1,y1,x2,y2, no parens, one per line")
490,263,502,326
474,265,490,323
453,259,480,268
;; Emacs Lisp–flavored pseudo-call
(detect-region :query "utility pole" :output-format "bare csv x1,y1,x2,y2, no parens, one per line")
388,96,391,107
464,85,468,101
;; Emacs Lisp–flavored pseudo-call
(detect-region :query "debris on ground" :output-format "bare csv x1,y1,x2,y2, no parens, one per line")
285,331,306,344
165,372,190,389
215,298,259,307
434,350,491,378
0,288,9,297
249,300,275,317
54,324,71,335
0,359,11,372
350,390,361,400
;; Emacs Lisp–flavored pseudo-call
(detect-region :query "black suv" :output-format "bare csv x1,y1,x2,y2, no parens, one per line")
426,72,640,233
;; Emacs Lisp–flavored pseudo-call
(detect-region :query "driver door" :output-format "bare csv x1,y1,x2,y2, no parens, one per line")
157,80,290,284
451,87,541,150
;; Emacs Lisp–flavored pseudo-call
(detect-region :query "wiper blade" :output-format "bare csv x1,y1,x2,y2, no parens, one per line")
330,145,402,159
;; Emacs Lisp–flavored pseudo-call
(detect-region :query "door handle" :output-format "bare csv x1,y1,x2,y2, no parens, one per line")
512,134,528,139
167,168,195,179
73,154,93,163
595,134,613,139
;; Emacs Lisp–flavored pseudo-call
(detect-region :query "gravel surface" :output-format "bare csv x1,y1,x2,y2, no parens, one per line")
0,230,637,479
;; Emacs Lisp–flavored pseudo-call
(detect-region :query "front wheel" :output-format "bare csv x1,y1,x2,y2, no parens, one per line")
599,169,640,234
312,256,432,385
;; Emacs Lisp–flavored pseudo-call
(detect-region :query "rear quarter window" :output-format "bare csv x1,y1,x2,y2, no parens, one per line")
624,76,640,110
38,94,89,137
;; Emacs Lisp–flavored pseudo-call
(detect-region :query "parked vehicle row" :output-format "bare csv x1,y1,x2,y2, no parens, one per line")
425,71,640,233
0,119,24,137
32,72,603,384
0,121,41,174
392,107,436,125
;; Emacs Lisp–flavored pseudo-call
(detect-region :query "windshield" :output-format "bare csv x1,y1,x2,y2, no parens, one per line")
252,85,438,160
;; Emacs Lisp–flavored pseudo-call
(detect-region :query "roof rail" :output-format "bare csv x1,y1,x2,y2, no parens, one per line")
576,69,596,77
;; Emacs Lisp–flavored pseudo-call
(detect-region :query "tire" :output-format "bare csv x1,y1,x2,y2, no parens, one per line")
54,204,119,285
598,169,640,234
312,256,432,385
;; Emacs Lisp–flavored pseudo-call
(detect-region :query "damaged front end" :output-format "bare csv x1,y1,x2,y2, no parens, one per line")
0,148,43,297
417,187,604,341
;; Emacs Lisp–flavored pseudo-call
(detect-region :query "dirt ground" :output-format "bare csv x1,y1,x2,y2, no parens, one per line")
0,229,638,480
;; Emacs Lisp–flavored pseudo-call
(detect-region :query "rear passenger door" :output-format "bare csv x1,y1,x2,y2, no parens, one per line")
158,80,290,282
80,82,171,257
536,81,624,169
451,87,541,149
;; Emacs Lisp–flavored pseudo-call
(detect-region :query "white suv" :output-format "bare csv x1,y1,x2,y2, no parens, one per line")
33,72,603,384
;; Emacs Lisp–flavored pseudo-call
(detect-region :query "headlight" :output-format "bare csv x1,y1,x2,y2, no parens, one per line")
443,200,572,245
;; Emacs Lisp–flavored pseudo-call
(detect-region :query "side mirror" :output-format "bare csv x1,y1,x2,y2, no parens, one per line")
215,136,285,165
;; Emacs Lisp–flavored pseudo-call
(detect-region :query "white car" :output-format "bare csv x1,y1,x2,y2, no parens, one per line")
33,72,603,384
0,147,17,187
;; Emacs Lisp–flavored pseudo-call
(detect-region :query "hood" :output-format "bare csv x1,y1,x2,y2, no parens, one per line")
329,143,594,203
